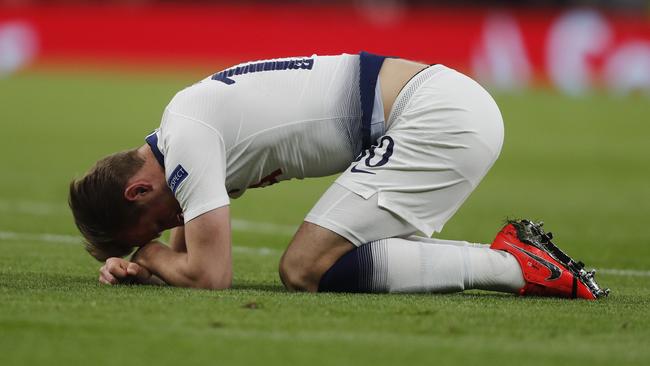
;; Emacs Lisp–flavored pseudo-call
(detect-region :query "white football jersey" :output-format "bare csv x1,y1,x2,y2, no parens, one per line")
146,52,387,222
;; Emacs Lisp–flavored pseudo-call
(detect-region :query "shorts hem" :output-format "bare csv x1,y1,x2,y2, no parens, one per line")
330,181,443,239
376,200,438,237
304,214,365,247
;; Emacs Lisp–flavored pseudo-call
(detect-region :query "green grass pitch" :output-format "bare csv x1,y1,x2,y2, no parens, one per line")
1,68,649,365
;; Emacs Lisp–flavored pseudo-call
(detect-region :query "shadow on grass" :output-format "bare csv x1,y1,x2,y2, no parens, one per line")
0,272,619,306
232,283,288,293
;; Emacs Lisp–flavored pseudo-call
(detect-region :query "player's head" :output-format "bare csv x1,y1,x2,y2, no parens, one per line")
68,148,182,261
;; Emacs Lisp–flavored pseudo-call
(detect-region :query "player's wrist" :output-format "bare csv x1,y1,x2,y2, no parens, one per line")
131,242,163,268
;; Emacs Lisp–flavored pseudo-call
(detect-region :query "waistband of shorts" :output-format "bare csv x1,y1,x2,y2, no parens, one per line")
386,64,449,129
359,51,390,150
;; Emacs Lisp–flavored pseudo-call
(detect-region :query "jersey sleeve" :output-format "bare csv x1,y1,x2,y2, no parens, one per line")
161,110,230,223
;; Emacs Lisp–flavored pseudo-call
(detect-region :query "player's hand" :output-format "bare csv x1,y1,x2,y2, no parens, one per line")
99,257,152,285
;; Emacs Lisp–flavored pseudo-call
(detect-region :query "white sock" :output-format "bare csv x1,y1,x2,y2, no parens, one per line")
366,237,524,293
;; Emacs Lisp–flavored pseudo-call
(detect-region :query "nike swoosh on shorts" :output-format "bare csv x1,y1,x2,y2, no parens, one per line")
350,164,375,175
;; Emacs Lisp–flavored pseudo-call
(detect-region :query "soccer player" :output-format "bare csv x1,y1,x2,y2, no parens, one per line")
69,52,607,299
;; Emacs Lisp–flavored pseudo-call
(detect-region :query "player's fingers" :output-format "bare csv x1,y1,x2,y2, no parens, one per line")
99,268,117,285
126,262,151,281
99,274,112,285
106,258,128,278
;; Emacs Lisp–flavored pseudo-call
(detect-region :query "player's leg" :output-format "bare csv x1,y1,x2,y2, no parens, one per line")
279,221,353,292
279,180,415,292
279,181,431,292
279,183,525,293
320,238,524,294
280,64,525,294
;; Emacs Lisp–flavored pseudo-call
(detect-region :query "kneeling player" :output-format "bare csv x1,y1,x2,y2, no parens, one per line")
69,52,607,299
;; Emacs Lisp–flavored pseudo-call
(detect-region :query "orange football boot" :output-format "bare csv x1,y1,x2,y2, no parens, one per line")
491,219,609,300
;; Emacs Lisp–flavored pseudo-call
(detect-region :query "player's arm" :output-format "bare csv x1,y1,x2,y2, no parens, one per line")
98,256,167,286
131,206,232,290
169,226,186,252
131,112,231,289
98,226,187,286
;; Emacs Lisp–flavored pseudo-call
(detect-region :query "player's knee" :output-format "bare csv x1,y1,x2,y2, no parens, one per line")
278,250,320,292
279,222,355,292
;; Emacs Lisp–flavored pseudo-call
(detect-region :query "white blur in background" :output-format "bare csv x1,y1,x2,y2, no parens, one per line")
0,20,38,77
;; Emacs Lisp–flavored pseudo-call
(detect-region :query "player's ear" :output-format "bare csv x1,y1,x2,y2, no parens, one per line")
124,181,154,202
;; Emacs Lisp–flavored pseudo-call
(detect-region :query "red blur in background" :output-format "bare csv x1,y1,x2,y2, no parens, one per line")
1,3,650,95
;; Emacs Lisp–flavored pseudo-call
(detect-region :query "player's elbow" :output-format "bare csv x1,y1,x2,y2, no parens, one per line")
179,257,232,290
190,270,232,290
202,273,232,290
196,277,231,290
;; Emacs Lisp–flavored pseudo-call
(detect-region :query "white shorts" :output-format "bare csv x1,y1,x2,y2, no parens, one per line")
305,65,504,246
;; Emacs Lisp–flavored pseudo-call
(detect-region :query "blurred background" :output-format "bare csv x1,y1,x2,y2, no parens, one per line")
1,3,649,366
1,0,650,96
